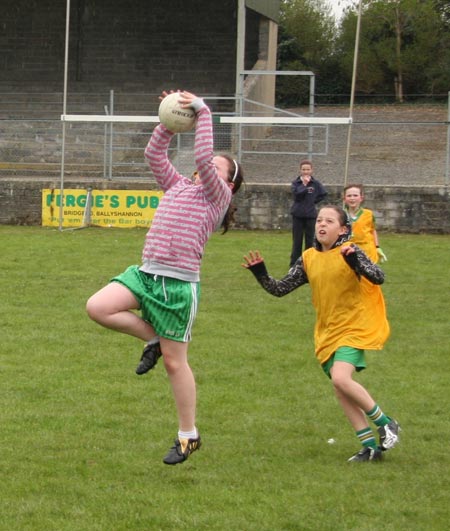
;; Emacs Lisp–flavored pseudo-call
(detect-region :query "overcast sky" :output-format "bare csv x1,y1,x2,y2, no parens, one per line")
327,0,353,20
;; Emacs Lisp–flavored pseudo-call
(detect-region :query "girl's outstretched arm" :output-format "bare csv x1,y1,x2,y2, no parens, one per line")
179,92,231,207
341,244,385,284
242,250,308,297
144,91,181,191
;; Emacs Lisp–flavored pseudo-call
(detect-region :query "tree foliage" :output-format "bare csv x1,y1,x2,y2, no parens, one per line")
277,0,450,103
276,0,341,105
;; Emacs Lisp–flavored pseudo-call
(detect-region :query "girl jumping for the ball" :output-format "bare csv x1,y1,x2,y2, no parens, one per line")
87,90,243,465
242,204,400,462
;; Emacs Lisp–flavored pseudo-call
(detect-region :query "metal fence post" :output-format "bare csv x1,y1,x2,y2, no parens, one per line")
308,74,315,160
108,90,114,180
103,105,109,178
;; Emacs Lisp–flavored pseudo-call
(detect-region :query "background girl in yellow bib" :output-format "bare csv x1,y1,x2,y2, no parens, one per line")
243,205,400,462
344,183,387,263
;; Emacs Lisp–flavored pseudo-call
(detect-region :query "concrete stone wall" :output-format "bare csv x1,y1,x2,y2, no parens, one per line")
0,0,259,96
232,184,450,233
1,178,448,233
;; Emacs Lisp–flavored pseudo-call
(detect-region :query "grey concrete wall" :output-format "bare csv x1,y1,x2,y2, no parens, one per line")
232,184,450,233
1,178,448,233
0,0,249,95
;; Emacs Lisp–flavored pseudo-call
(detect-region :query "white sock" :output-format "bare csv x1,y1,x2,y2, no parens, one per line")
146,335,160,346
178,427,198,440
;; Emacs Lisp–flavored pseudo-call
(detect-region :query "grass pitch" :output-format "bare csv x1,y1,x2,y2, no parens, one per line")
0,226,449,530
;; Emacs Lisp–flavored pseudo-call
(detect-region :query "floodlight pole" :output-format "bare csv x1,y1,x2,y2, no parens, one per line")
343,0,363,190
446,91,450,189
59,0,71,231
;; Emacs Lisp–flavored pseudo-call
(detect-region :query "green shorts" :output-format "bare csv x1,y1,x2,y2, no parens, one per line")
111,265,200,342
322,346,366,378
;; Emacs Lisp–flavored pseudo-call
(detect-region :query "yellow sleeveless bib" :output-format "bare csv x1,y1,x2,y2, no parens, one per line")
302,246,390,364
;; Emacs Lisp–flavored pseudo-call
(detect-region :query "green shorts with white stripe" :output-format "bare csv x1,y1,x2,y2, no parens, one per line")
111,265,200,342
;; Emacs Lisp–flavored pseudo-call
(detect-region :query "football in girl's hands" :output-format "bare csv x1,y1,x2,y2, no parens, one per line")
158,92,196,133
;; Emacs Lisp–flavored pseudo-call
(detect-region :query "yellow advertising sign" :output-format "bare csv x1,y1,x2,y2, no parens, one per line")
42,189,164,228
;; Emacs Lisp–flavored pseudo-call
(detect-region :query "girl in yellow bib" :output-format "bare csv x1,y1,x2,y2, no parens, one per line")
344,183,387,263
243,205,400,462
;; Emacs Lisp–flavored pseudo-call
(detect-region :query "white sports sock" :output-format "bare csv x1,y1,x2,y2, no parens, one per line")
146,335,160,346
178,427,198,440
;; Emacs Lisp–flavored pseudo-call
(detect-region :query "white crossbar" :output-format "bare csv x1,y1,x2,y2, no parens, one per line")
61,114,351,125
61,114,160,123
220,116,352,125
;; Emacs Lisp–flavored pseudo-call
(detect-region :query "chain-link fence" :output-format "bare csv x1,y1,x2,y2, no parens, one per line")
0,91,448,187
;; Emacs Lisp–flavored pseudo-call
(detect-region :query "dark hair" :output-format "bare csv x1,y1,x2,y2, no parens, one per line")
300,159,313,168
219,154,244,193
220,155,244,234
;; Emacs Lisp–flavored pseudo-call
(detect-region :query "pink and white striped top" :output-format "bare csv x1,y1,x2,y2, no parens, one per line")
140,105,232,282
